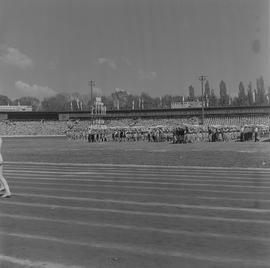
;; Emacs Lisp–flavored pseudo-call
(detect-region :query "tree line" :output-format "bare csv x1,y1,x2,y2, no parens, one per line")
0,76,269,112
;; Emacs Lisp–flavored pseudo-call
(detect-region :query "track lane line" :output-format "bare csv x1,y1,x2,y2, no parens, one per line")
1,200,270,224
6,175,270,189
8,180,270,195
5,165,270,176
0,231,269,267
10,185,270,202
12,192,270,213
5,170,270,183
0,254,83,268
5,161,270,171
1,212,270,242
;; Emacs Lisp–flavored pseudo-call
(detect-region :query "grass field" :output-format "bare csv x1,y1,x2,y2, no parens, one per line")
0,137,270,267
2,136,270,167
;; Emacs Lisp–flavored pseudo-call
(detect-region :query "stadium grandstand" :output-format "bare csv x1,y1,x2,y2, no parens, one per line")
0,106,269,140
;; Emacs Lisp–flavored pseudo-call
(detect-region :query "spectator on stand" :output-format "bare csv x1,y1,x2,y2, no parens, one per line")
240,126,244,142
254,126,259,142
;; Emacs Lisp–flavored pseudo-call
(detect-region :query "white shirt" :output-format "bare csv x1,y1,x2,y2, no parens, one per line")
0,138,3,163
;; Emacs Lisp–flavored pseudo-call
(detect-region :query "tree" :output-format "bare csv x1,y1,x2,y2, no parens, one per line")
0,95,12,105
80,93,92,111
204,81,211,107
13,96,40,111
237,82,247,106
125,94,134,110
267,87,270,105
153,97,162,109
111,89,129,110
247,82,254,106
204,81,210,97
69,92,81,111
133,95,141,110
209,89,218,107
41,93,68,111
102,95,114,110
256,76,266,105
140,92,155,109
162,95,173,108
219,80,229,106
188,85,195,101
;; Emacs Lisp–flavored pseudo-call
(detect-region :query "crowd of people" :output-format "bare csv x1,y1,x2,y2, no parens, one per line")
0,120,66,136
67,122,269,143
0,115,270,143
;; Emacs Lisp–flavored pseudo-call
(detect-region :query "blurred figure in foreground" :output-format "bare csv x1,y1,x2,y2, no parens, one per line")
0,137,11,198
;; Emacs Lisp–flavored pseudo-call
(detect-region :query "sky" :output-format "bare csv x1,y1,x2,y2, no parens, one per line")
0,0,269,100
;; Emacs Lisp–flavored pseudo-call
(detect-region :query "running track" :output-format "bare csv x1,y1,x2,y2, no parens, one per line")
1,161,270,268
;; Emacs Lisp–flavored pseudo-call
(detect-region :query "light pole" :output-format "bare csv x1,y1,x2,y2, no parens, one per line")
199,75,207,125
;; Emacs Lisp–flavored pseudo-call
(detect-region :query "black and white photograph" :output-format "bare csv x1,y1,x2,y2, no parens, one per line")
0,0,270,267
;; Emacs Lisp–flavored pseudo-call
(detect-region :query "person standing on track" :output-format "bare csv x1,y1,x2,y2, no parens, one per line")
0,137,11,198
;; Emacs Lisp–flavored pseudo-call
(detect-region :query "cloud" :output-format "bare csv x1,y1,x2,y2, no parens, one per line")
15,81,57,99
138,69,157,80
149,71,157,78
98,57,117,70
0,47,33,68
121,56,132,66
